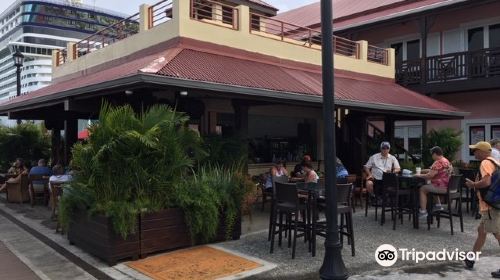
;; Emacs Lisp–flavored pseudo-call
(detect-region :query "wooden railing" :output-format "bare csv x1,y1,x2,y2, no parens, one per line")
250,13,362,59
190,0,239,30
397,46,500,85
368,45,389,65
56,49,66,66
148,0,173,28
74,12,140,60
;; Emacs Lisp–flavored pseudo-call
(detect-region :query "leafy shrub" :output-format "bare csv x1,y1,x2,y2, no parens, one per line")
0,123,50,169
61,104,204,238
422,128,462,167
60,104,250,241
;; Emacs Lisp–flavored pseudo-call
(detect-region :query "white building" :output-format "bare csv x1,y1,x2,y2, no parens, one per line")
0,0,129,117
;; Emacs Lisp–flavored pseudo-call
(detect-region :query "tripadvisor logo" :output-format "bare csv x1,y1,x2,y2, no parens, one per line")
375,244,481,267
375,244,398,267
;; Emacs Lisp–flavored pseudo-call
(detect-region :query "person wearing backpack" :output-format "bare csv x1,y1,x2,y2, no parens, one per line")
464,141,500,277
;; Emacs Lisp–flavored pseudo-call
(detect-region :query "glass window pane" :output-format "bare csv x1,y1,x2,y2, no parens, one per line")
406,40,420,60
468,27,484,51
489,24,500,48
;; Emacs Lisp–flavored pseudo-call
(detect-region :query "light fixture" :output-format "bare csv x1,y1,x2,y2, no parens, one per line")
12,50,24,68
179,90,188,96
12,48,24,98
125,90,134,95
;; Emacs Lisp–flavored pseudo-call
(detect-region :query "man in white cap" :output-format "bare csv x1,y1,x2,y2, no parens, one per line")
464,141,500,275
364,141,401,195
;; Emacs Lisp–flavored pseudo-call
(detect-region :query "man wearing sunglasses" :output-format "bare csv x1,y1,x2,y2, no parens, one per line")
364,141,401,196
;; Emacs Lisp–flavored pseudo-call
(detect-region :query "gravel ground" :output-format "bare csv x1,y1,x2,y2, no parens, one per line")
219,207,500,279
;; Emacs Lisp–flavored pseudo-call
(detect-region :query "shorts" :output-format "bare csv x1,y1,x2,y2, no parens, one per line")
420,184,447,194
480,209,500,234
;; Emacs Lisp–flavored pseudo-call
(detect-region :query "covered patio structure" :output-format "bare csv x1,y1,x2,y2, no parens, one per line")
0,36,466,173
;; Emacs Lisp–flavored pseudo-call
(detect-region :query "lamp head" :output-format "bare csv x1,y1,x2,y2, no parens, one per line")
12,50,24,68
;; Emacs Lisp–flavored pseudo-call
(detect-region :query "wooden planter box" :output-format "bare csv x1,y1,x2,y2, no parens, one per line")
68,208,241,265
67,212,140,266
139,208,192,258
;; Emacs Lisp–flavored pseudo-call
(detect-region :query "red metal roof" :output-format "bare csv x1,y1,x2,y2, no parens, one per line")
0,41,463,117
152,48,459,113
274,0,459,30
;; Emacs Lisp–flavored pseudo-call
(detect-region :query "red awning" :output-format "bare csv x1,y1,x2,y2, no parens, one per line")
78,129,89,140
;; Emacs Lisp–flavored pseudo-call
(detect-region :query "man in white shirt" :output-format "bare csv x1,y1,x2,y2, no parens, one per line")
490,139,500,162
364,141,401,195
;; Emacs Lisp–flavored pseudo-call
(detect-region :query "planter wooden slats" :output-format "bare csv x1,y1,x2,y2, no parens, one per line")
68,212,140,266
68,208,242,265
139,208,191,258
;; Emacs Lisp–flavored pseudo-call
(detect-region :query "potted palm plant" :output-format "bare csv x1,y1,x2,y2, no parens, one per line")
60,104,248,265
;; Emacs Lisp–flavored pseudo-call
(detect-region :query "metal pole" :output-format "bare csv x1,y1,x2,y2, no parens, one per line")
319,0,348,279
16,66,21,97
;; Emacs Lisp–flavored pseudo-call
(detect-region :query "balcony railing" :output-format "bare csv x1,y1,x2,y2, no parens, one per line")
368,45,389,65
74,12,140,59
148,0,173,28
250,14,361,59
190,0,239,30
54,0,391,69
397,47,500,85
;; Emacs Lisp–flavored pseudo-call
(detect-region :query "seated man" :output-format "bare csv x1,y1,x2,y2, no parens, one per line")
49,164,72,187
415,146,453,219
364,141,401,196
29,159,52,191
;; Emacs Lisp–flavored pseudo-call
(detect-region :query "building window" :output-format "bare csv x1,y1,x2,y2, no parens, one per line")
468,27,484,51
489,24,500,48
406,39,420,60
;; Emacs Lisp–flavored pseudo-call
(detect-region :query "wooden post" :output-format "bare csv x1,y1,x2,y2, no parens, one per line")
232,100,249,172
64,119,78,166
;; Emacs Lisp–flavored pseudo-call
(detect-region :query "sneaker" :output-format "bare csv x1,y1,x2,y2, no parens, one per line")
433,204,444,212
464,259,475,270
418,210,428,219
492,269,500,278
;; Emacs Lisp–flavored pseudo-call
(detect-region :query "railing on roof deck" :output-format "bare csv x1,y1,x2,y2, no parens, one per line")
148,0,173,29
250,14,360,59
367,45,389,65
190,0,239,30
74,12,140,59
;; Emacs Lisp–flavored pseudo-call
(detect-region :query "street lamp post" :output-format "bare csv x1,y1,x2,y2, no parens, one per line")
12,49,24,97
319,0,348,279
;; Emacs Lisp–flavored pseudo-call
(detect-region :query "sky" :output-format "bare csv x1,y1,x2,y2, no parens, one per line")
0,0,318,16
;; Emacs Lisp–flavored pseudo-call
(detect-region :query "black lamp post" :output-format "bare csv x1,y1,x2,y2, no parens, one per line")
319,0,348,279
12,49,24,97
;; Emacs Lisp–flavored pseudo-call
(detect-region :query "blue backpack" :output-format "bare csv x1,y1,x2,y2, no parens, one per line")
483,159,500,210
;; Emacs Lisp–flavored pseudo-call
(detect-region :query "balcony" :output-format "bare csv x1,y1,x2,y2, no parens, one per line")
396,47,500,93
52,0,395,80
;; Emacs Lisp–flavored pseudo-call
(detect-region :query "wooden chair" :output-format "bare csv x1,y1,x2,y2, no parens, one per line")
6,174,30,203
427,175,463,235
28,174,49,207
270,182,307,259
50,182,65,233
348,174,363,212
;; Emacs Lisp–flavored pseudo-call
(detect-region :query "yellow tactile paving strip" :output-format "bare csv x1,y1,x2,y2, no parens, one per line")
127,246,261,280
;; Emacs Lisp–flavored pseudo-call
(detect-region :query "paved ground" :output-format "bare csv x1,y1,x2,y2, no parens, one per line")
1,195,499,280
221,205,500,279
